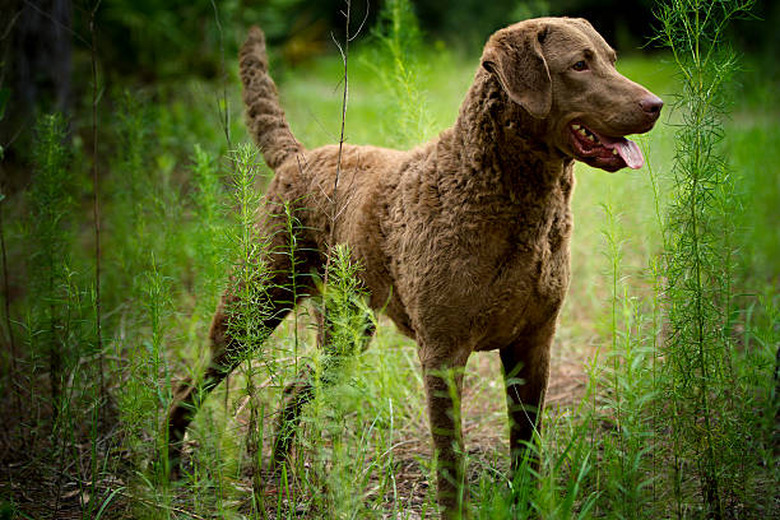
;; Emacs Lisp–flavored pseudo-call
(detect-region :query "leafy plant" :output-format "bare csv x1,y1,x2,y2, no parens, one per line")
654,0,771,517
26,113,77,423
367,0,434,146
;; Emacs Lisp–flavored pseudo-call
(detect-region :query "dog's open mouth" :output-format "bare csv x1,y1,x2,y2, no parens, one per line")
569,122,644,171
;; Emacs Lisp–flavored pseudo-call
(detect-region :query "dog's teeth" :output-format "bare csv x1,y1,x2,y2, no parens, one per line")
572,124,581,130
587,134,596,142
612,149,619,156
578,128,587,136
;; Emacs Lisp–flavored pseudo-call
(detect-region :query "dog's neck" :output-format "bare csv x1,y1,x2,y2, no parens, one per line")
443,69,571,198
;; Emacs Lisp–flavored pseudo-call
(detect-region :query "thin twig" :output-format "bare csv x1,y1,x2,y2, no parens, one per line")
0,7,23,41
210,0,233,154
21,0,90,46
319,0,353,346
317,0,370,347
0,192,21,416
209,0,233,412
349,0,371,42
89,0,105,414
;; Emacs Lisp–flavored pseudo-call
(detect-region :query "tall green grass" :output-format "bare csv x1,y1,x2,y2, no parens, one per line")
27,114,76,423
367,0,434,146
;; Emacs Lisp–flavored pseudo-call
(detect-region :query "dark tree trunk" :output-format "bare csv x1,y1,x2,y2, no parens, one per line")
1,0,72,188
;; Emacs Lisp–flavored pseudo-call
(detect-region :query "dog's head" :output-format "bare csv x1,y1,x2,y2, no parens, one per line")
481,17,662,172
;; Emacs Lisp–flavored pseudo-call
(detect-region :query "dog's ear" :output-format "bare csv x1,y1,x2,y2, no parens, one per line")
481,24,551,119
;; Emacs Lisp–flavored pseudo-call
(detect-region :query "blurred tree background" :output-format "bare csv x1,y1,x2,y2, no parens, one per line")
1,0,778,185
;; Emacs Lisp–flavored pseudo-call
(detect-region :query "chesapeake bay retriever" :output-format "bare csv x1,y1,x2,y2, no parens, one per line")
168,17,662,518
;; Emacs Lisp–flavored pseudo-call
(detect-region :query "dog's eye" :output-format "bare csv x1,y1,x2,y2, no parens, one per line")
572,60,589,71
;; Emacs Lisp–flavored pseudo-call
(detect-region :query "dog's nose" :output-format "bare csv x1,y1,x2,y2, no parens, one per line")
640,95,664,118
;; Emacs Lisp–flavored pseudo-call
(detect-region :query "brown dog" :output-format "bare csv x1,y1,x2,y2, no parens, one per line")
168,17,662,518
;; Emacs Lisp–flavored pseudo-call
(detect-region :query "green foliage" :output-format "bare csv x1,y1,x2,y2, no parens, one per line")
589,202,657,518
29,114,74,277
98,0,236,77
305,244,380,517
224,144,276,485
26,113,79,416
106,91,154,286
367,0,435,147
118,257,173,475
654,0,774,517
225,144,274,362
727,122,780,283
189,144,230,316
319,245,374,366
512,1,552,22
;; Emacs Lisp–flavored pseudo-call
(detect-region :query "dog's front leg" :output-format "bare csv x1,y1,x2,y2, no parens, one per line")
421,352,469,520
499,321,554,476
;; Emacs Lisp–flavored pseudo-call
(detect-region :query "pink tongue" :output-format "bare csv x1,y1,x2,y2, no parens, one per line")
600,135,645,170
614,139,644,169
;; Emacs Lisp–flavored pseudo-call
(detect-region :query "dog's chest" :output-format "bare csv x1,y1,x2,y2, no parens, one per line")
462,197,572,349
397,201,573,350
378,160,574,346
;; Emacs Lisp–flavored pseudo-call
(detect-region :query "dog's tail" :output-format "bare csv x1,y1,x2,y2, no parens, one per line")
240,27,303,170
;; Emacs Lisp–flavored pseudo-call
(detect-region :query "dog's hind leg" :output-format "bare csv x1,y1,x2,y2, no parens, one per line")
167,221,319,476
271,363,314,468
271,299,376,468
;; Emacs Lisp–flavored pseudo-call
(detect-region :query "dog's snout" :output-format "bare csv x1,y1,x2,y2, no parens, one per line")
640,95,664,118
